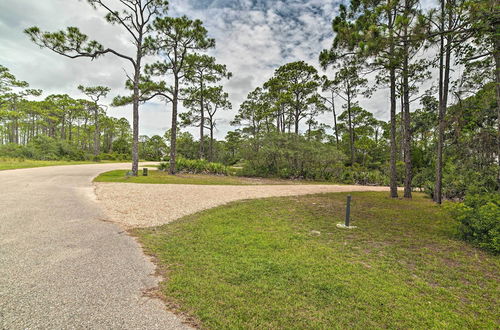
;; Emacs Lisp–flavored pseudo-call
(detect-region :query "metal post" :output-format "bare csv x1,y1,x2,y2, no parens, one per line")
345,195,351,227
143,168,148,176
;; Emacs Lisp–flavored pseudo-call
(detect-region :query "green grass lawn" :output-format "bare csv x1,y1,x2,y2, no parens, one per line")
134,192,499,329
0,158,121,171
94,169,341,185
95,169,248,185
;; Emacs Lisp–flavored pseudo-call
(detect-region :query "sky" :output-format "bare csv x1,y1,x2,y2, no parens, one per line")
0,0,397,139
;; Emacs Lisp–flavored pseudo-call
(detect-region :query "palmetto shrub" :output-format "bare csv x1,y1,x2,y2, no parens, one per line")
159,158,228,175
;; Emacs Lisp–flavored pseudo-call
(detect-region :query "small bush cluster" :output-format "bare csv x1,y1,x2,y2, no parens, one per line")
159,158,228,175
414,162,499,200
0,137,131,162
236,133,388,185
0,137,86,161
99,153,130,161
449,193,500,254
340,165,388,186
239,133,346,181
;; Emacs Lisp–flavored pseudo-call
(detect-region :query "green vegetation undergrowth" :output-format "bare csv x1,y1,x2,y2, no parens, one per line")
159,158,229,175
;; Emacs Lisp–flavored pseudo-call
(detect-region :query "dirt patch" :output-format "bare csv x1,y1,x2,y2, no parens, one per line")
95,182,391,228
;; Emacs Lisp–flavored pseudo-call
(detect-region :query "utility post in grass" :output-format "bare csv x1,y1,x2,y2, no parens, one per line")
337,195,357,229
345,195,352,227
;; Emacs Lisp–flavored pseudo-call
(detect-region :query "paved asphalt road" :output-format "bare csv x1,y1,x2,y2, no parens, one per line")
0,163,190,330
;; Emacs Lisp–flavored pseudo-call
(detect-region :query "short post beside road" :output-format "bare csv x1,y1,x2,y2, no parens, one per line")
345,195,351,227
143,168,149,176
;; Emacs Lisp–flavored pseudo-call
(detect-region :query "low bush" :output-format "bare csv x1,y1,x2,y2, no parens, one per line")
239,133,346,181
0,137,88,161
340,165,388,185
99,152,130,161
415,161,499,201
237,133,388,185
449,193,500,254
159,158,228,175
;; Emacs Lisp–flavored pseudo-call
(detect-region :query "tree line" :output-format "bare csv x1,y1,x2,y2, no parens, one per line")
0,66,132,160
229,0,499,203
1,0,497,203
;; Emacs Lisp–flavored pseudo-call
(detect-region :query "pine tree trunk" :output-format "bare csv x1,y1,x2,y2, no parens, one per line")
390,66,399,198
347,86,355,165
132,61,141,175
199,80,205,159
169,77,179,174
402,23,412,199
494,31,500,189
68,114,73,142
93,107,100,159
332,91,339,146
435,0,452,203
210,123,214,162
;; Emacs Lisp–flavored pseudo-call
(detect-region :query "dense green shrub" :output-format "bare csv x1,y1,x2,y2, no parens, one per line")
99,152,130,161
239,133,346,181
415,161,499,200
0,137,88,161
0,137,136,162
449,193,500,254
0,143,30,159
159,158,228,175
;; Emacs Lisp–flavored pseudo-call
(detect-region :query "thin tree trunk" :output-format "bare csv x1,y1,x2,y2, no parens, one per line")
494,29,500,189
93,107,100,159
199,79,205,159
209,123,214,162
131,31,143,176
68,113,73,142
61,113,66,140
332,91,339,146
389,67,398,198
169,77,179,174
294,103,300,135
347,86,355,165
402,20,412,199
14,118,19,144
400,92,405,161
435,0,452,203
132,65,140,175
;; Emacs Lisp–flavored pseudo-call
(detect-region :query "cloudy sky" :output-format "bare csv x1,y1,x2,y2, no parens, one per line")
0,0,395,139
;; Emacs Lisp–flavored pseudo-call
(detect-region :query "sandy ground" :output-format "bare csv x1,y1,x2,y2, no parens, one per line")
95,182,391,228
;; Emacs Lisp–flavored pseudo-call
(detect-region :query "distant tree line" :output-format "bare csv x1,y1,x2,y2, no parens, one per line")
0,66,132,160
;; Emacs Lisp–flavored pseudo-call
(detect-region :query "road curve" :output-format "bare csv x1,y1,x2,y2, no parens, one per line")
0,163,190,330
